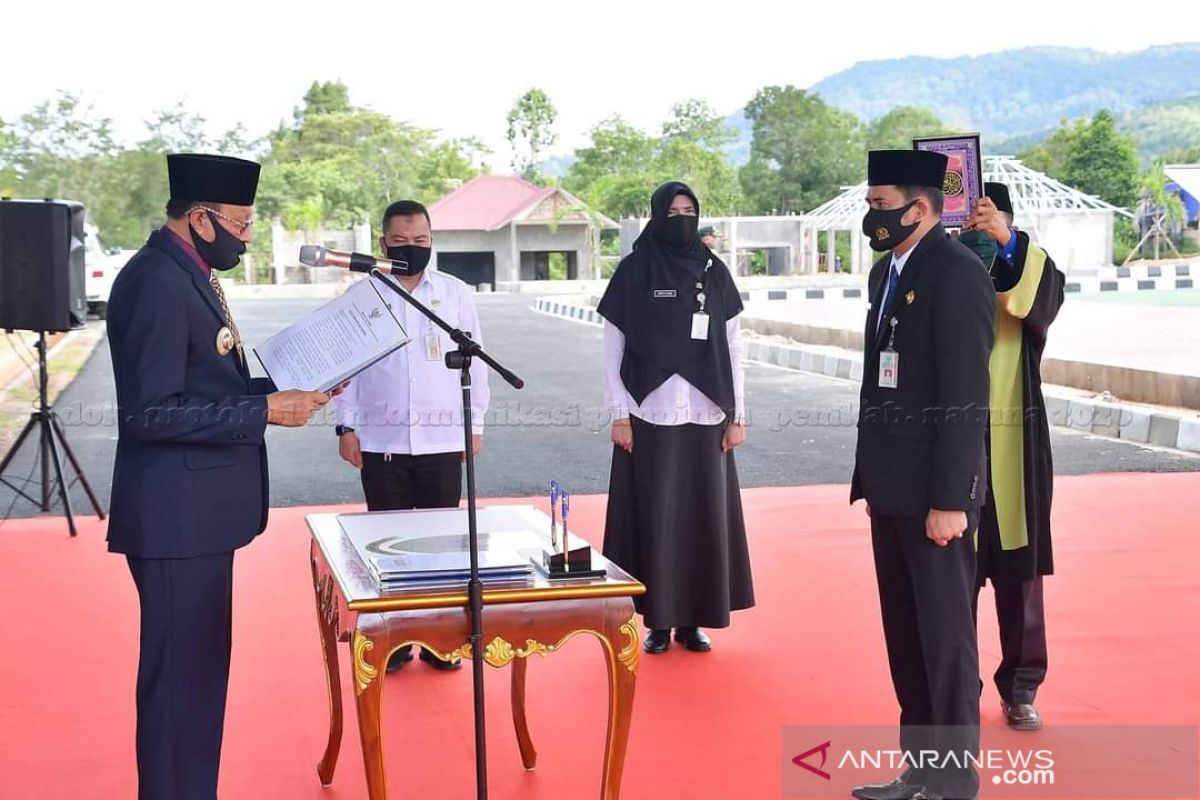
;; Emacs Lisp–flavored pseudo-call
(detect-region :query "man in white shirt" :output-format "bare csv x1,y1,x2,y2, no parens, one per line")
334,200,490,672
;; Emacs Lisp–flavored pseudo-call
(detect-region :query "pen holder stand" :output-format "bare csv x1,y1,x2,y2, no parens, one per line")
543,547,606,579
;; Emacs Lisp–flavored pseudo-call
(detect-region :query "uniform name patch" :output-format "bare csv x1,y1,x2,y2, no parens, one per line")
653,289,677,298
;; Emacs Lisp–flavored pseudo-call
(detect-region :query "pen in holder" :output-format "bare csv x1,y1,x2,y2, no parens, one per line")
549,480,560,550
561,490,569,554
543,489,604,578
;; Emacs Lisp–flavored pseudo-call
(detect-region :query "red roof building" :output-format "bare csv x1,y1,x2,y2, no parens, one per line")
428,176,615,287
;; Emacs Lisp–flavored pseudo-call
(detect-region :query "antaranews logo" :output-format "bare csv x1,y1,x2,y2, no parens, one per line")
785,732,1054,797
791,741,832,780
784,725,1197,799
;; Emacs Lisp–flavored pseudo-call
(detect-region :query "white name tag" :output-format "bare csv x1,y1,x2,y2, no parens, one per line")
691,312,709,341
878,350,899,389
425,329,442,362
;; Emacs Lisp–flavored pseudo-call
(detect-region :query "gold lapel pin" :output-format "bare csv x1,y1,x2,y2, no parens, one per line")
904,290,915,305
215,326,235,357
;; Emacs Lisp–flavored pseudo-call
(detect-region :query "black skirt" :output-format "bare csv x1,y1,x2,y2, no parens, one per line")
602,417,755,630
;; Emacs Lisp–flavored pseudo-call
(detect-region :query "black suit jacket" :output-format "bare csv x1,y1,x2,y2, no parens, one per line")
850,224,996,517
106,229,276,558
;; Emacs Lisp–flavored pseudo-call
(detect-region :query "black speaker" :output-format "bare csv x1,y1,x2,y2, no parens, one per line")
0,198,88,332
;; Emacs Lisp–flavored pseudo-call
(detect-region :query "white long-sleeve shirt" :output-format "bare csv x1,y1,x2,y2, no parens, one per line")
603,316,746,426
334,271,489,455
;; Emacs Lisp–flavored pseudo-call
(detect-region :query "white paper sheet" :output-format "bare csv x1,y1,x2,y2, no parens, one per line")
253,277,410,392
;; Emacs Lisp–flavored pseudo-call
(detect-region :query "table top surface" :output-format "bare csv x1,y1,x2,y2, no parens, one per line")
308,505,645,613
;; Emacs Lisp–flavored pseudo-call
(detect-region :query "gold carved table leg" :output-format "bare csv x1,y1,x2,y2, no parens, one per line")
600,599,640,800
311,555,343,786
511,656,537,769
352,617,389,800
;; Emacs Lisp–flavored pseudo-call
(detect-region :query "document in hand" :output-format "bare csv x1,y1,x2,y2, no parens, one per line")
253,277,410,392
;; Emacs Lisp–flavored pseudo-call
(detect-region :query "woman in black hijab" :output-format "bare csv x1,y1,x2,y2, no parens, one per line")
598,181,755,654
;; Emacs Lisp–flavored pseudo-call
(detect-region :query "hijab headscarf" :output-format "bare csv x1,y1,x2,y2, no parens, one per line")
597,181,743,415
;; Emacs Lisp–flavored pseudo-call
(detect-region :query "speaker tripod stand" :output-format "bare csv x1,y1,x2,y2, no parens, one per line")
0,331,105,535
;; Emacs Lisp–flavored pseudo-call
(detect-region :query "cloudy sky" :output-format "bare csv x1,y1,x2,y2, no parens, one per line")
5,0,1195,168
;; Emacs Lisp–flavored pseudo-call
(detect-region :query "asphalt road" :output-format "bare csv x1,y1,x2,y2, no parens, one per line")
2,293,1196,520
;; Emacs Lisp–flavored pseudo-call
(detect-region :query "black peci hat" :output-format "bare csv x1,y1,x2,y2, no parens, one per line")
167,153,261,205
867,150,948,189
984,182,1014,215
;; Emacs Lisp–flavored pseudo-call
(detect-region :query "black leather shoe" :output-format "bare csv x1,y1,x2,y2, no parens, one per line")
386,645,414,673
1002,701,1042,730
643,629,671,654
673,627,712,652
419,647,463,671
850,778,923,800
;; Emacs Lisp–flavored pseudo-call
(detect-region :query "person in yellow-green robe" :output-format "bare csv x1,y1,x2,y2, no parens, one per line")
959,182,1065,733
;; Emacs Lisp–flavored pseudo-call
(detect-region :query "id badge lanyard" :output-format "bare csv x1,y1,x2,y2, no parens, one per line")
691,259,713,341
879,317,899,390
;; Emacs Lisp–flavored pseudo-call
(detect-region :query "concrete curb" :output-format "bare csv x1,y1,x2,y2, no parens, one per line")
533,297,603,328
1064,273,1195,293
1096,263,1193,281
531,297,1200,454
739,286,866,303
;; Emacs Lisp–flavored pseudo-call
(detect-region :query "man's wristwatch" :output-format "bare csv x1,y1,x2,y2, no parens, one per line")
335,425,355,437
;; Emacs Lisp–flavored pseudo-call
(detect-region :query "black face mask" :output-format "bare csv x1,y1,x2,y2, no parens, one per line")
385,244,432,276
862,201,919,252
657,214,699,249
190,211,246,271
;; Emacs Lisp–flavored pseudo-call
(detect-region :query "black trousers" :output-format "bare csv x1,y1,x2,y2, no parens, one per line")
974,576,1048,705
360,451,463,511
871,513,980,800
127,552,235,800
361,450,465,667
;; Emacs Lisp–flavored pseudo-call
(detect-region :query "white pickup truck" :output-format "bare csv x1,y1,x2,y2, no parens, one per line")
85,224,135,320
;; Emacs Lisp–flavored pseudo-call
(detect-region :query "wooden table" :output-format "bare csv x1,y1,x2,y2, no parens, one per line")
307,506,646,799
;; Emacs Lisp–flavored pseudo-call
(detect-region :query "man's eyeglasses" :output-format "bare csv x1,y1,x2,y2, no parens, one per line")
191,206,254,236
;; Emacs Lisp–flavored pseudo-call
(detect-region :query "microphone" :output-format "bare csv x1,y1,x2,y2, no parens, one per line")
298,245,410,274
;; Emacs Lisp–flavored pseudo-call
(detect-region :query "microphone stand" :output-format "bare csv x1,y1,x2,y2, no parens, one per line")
370,269,523,800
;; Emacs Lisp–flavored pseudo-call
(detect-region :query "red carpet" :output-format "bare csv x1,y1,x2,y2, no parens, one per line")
1,473,1198,799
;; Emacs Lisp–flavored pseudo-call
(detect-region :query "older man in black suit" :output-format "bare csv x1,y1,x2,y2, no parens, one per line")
106,153,331,799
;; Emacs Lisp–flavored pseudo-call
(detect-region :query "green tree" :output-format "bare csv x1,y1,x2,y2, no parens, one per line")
661,99,736,148
866,106,947,151
259,86,484,236
1060,110,1140,208
655,101,742,214
506,88,558,181
565,104,742,220
0,82,470,257
416,137,490,201
294,80,352,122
653,137,742,214
739,86,863,214
1019,112,1141,208
0,115,18,193
1017,118,1088,177
265,108,426,225
5,92,116,204
583,173,661,220
141,102,211,152
563,116,655,197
